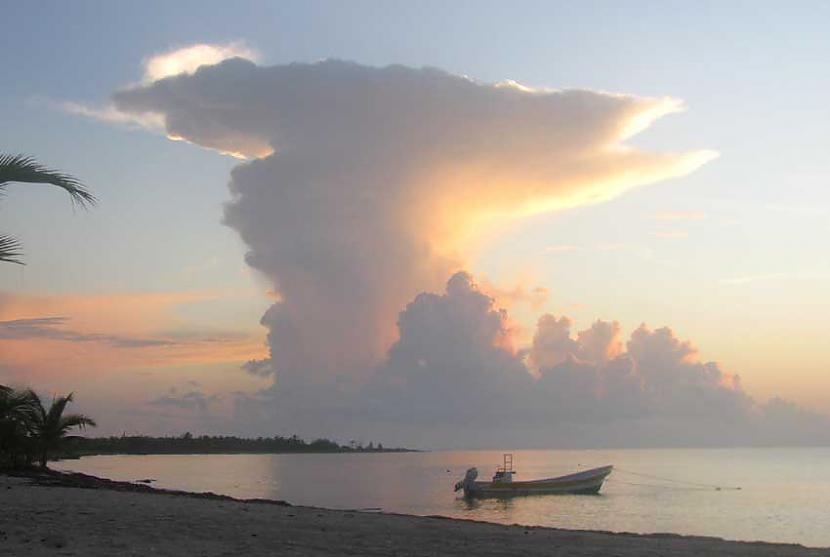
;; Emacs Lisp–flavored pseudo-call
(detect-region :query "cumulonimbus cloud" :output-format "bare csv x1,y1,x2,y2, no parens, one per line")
65,45,830,446
106,53,714,390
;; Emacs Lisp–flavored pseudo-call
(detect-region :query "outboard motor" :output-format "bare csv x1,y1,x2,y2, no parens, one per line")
454,467,479,492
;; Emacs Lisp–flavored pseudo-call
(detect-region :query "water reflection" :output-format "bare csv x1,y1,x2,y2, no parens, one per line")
456,495,516,513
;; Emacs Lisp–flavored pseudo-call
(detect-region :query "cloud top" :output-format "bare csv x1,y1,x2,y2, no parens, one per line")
142,42,258,82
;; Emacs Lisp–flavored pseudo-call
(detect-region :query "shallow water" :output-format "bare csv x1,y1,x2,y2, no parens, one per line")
56,448,830,547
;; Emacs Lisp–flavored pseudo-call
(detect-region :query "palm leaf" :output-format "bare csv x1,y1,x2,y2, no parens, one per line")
58,413,97,433
23,389,46,427
0,234,23,264
46,393,74,428
0,154,96,207
0,387,38,427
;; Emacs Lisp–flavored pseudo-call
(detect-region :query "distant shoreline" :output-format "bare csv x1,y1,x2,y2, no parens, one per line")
2,469,826,556
55,447,418,460
54,434,417,460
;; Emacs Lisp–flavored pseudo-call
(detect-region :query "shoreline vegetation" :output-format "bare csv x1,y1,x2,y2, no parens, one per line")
2,468,827,556
3,384,412,468
54,433,416,460
0,386,96,469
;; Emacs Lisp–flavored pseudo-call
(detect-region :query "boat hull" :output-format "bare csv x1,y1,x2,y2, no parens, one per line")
463,465,613,497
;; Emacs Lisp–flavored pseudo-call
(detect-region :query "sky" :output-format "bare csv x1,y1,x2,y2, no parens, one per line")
1,1,829,447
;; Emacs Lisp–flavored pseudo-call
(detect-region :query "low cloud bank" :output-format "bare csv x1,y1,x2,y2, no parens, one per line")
251,272,829,447
393,273,760,446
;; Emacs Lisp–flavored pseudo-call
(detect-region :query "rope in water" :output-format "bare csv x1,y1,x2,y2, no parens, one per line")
606,478,723,492
612,467,741,491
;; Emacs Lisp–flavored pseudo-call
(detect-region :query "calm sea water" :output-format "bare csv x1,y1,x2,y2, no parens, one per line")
56,448,830,547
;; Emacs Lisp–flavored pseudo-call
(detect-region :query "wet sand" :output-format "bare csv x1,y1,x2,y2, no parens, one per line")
1,471,828,556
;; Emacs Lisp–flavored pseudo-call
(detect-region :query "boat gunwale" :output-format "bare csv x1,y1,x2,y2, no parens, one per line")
507,465,613,485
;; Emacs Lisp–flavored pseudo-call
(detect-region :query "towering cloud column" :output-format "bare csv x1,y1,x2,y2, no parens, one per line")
73,46,830,445
112,54,715,394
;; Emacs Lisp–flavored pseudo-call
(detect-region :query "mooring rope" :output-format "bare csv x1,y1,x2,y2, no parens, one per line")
606,478,721,492
613,467,741,491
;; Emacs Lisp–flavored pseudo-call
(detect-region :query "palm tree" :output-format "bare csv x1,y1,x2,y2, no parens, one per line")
28,391,96,468
0,153,96,264
0,385,38,468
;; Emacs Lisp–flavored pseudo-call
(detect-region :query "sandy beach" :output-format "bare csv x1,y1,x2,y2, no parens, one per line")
1,471,828,556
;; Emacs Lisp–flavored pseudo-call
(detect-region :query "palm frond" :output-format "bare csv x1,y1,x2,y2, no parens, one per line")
59,413,97,432
0,234,23,264
46,393,74,426
23,389,46,425
0,154,96,208
0,387,39,424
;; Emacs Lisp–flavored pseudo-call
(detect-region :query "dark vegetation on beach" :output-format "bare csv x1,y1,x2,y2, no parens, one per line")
0,385,96,469
3,386,411,467
55,433,413,458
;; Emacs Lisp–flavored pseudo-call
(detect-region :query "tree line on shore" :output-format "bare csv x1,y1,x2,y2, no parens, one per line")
64,433,409,457
0,385,97,469
2,383,410,469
